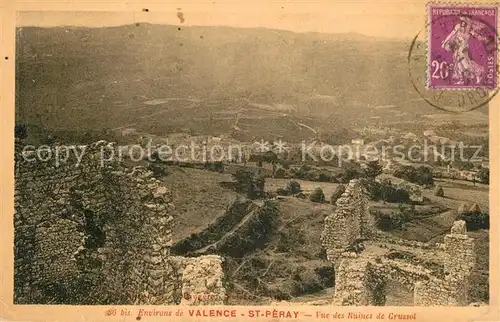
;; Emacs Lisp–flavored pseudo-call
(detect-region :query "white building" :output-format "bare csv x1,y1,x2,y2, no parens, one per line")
351,139,364,145
423,130,437,137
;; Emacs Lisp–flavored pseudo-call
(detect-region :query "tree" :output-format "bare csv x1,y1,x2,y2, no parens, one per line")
232,169,265,199
360,178,410,203
394,165,434,186
276,188,290,196
262,150,278,164
250,151,279,173
459,161,475,171
310,187,325,203
416,166,434,186
398,203,415,222
477,168,489,184
364,160,383,178
287,180,301,194
280,160,291,170
274,167,286,178
330,184,346,204
250,175,265,199
339,166,361,183
318,172,332,182
434,185,444,197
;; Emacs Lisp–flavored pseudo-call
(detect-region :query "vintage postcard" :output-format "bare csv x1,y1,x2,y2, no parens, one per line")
0,0,499,322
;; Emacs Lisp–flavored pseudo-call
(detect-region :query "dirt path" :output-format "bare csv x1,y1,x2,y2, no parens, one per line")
193,202,260,254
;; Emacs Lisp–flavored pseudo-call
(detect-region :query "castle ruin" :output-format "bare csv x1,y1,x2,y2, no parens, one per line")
321,179,476,306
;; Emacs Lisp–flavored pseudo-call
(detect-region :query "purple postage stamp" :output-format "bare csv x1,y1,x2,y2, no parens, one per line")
428,4,498,89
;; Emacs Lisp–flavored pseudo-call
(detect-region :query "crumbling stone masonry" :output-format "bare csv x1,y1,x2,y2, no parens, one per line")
320,179,374,267
170,255,227,305
321,179,476,306
14,140,226,305
332,256,386,306
413,221,476,306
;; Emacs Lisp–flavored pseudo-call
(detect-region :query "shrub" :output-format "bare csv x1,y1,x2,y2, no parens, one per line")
477,168,489,184
317,172,333,182
309,187,325,203
330,184,346,204
279,159,292,170
294,267,323,294
386,187,410,203
434,185,444,197
207,200,280,258
276,188,290,196
458,211,489,231
287,180,301,194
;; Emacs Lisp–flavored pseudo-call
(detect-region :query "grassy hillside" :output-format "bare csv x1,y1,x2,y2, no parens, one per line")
158,167,239,241
225,198,336,303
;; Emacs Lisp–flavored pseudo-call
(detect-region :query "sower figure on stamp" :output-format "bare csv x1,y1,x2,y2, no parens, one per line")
441,16,487,85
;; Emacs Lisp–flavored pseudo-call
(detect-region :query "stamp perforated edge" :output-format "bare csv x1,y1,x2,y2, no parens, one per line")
425,1,500,91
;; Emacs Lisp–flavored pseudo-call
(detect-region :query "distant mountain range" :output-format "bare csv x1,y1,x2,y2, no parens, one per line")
15,24,488,142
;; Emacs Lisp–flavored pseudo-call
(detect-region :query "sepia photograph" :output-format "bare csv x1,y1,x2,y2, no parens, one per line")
4,2,496,319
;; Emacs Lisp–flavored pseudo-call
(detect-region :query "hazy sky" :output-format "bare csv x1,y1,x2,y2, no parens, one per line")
16,2,428,39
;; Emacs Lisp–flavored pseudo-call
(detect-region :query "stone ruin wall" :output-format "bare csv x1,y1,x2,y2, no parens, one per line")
332,256,386,306
320,179,374,266
14,140,225,305
321,179,477,306
170,255,227,305
413,221,476,306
